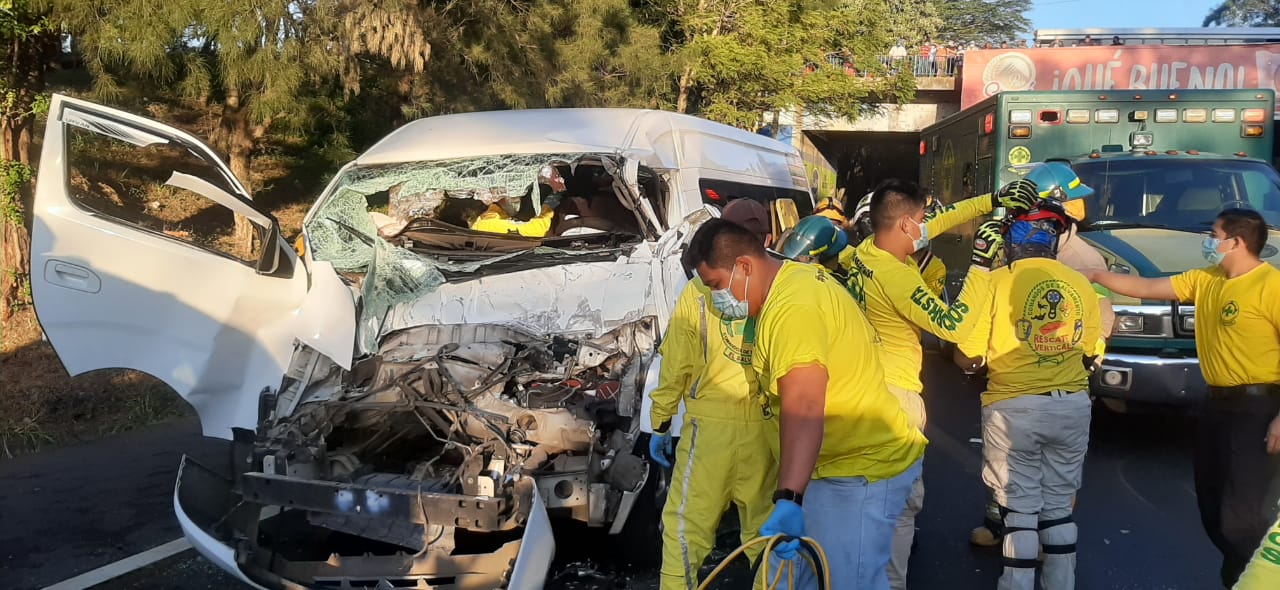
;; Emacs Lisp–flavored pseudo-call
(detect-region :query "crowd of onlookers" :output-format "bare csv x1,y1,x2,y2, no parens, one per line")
826,34,1131,79
879,34,1129,77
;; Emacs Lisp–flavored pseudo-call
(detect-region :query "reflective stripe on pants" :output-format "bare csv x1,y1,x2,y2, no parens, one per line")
658,414,776,590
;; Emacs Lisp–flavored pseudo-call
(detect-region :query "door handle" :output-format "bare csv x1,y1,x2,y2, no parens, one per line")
44,260,102,294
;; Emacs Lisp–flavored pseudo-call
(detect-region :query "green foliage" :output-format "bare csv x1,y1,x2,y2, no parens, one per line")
933,0,1031,46
1204,0,1280,26
0,159,33,227
656,0,918,128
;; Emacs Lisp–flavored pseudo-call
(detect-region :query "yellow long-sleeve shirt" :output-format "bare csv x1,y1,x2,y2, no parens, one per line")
846,195,995,393
650,278,759,430
471,204,555,237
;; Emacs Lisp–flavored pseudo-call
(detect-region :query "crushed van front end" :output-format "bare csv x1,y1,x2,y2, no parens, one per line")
176,319,657,589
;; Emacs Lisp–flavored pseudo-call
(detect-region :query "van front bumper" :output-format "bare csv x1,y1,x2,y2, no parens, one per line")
1089,352,1207,407
174,455,554,590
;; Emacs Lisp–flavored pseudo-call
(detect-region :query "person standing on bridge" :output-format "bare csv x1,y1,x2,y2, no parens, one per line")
1086,208,1280,588
685,218,926,590
648,198,778,590
955,199,1103,590
845,178,1037,589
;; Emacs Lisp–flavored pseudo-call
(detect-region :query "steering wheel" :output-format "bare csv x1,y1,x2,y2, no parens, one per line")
555,216,620,235
1218,199,1253,212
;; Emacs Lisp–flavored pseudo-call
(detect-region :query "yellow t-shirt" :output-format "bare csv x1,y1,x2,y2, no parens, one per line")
1169,263,1280,387
959,257,1101,405
851,239,992,393
752,262,927,481
650,278,758,427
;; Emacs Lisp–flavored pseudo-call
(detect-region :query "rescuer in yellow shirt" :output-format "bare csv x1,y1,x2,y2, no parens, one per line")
685,218,926,590
1087,208,1280,588
648,198,778,590
970,162,1111,548
956,200,1102,590
846,178,1038,590
469,164,566,238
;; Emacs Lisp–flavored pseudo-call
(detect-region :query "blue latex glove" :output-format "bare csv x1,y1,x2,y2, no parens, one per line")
543,193,563,211
649,432,674,468
759,499,805,559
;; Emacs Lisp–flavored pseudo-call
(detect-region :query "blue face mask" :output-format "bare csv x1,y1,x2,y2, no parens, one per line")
911,220,930,253
710,265,750,320
1202,236,1227,265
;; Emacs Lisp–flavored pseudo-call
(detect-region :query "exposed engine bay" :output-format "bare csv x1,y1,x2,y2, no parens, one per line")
180,319,658,589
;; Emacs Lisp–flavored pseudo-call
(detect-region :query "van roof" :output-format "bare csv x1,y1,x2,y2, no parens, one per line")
354,108,797,167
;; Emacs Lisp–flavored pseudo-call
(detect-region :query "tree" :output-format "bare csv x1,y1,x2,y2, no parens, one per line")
933,0,1031,46
1,0,57,320
1204,0,1280,26
55,0,431,256
654,0,917,129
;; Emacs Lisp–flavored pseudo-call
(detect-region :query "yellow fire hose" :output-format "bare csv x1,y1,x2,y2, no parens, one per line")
695,534,831,590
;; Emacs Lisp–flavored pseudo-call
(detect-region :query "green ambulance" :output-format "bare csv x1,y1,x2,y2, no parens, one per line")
920,89,1280,411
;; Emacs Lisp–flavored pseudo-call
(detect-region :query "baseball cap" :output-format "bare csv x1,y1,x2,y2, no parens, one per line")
722,198,772,238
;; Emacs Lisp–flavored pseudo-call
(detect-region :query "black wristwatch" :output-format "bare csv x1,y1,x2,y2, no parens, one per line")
772,488,804,506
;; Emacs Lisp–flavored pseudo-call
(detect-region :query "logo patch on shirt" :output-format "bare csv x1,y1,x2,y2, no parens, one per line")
1221,300,1240,327
1019,279,1086,365
719,317,755,365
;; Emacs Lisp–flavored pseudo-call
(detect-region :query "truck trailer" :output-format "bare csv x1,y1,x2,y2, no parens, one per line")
920,89,1280,411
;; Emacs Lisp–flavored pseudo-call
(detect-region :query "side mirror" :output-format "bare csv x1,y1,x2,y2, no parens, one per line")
256,220,283,275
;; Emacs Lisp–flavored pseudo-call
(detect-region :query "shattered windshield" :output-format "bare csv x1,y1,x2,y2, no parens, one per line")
304,153,658,352
1075,159,1280,231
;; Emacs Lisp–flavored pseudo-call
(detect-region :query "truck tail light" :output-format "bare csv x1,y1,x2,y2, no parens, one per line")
1130,131,1154,148
1095,109,1119,123
1242,124,1265,137
1154,108,1178,123
1039,110,1061,124
1243,108,1267,122
920,140,927,156
1009,125,1032,138
1183,108,1208,123
983,113,995,135
1131,110,1149,121
1009,109,1032,124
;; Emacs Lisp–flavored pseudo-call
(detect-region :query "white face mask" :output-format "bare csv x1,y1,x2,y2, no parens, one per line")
710,265,750,320
907,219,930,252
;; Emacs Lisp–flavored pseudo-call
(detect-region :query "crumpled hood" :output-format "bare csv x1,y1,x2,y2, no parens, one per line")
381,244,682,339
1080,227,1280,278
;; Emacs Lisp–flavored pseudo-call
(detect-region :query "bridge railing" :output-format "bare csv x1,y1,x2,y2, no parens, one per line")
823,53,961,78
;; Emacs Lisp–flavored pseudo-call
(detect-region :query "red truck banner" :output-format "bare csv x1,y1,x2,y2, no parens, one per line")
961,45,1280,114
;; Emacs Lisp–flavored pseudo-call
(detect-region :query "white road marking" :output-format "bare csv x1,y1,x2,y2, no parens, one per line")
41,537,191,590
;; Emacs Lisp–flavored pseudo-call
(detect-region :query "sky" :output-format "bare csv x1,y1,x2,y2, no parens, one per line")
1028,0,1222,33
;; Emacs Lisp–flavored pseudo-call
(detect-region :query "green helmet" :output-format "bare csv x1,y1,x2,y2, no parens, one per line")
778,215,848,262
1008,162,1095,201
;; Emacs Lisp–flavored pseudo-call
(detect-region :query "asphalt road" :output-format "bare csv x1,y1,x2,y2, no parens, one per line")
4,356,1221,590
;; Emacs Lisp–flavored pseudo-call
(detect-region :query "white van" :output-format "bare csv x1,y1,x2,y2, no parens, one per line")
30,95,812,589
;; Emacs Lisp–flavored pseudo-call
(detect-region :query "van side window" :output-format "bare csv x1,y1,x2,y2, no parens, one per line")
64,125,265,265
697,178,814,218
